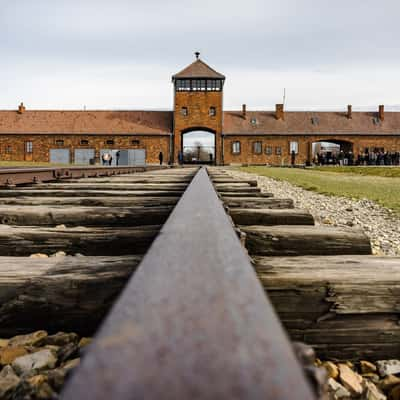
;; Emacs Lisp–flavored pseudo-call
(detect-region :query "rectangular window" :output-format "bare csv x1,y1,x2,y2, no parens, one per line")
55,139,64,146
131,140,140,145
25,141,33,153
253,142,262,154
80,139,89,146
181,107,188,116
209,107,216,117
275,146,282,155
289,141,299,154
106,139,115,145
232,141,241,154
5,145,12,154
265,146,272,155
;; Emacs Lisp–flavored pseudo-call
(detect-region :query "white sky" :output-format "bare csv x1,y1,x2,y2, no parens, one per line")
1,0,400,111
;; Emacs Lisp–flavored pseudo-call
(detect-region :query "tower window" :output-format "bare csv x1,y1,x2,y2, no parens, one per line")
175,79,223,92
253,142,262,154
232,141,241,154
181,107,188,116
209,107,216,116
250,118,257,125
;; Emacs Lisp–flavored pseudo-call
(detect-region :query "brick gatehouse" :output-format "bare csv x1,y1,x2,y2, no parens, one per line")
1,54,400,165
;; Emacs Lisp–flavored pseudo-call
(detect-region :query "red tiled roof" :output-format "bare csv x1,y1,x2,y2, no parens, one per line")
223,111,400,135
0,110,173,135
172,59,225,80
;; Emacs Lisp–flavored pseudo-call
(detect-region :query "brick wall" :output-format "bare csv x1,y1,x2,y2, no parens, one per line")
173,91,223,164
0,135,170,164
223,135,400,165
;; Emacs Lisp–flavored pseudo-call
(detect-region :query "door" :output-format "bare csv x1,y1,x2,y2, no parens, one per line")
74,149,95,165
100,149,121,166
100,149,146,166
127,149,146,166
50,149,70,164
133,149,146,166
24,141,33,161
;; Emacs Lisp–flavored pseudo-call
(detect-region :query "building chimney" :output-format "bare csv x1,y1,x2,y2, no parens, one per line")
275,103,284,120
347,104,352,119
242,104,247,119
17,102,26,114
379,105,384,121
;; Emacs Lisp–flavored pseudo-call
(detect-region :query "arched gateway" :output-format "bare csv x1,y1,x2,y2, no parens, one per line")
172,53,225,165
182,129,216,164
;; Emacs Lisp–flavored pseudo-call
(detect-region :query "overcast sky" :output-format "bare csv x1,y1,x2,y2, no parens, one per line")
1,0,399,111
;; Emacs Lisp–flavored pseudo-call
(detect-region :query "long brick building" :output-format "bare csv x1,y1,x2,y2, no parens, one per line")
1,54,400,166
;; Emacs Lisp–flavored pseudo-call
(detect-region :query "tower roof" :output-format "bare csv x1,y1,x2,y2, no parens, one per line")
172,58,225,81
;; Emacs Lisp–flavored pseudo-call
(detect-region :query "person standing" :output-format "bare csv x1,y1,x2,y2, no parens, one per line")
159,151,163,165
178,150,183,165
116,150,120,166
291,150,296,167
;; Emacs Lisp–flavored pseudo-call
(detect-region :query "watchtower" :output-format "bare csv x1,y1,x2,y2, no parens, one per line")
172,53,225,164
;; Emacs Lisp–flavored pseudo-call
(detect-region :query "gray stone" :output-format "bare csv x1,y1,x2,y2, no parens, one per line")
12,349,57,375
376,360,400,377
8,330,48,347
327,377,351,399
362,379,386,400
0,365,20,398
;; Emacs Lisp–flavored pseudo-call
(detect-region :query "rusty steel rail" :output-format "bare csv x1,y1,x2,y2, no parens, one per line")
0,165,166,187
61,167,315,400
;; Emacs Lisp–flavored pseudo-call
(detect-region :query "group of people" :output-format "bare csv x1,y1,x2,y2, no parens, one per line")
101,151,120,166
314,150,400,166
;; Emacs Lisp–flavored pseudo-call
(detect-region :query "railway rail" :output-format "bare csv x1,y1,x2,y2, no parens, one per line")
0,165,164,187
0,165,399,399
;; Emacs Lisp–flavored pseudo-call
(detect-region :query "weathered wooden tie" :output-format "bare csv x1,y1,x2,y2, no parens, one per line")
241,225,372,256
224,196,294,209
0,225,160,256
0,255,142,337
255,255,400,360
0,196,180,207
0,205,173,226
230,208,314,226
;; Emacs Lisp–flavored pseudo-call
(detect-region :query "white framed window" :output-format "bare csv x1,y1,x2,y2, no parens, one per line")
25,141,33,153
253,141,262,154
232,141,241,154
289,141,299,154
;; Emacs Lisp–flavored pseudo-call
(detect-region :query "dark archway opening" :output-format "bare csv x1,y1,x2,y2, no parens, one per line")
312,140,353,165
182,130,216,164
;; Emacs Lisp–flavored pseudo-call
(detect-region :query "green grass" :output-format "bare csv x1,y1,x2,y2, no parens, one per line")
313,166,400,178
240,166,400,213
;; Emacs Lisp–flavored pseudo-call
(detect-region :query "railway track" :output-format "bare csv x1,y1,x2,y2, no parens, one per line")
0,165,399,399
